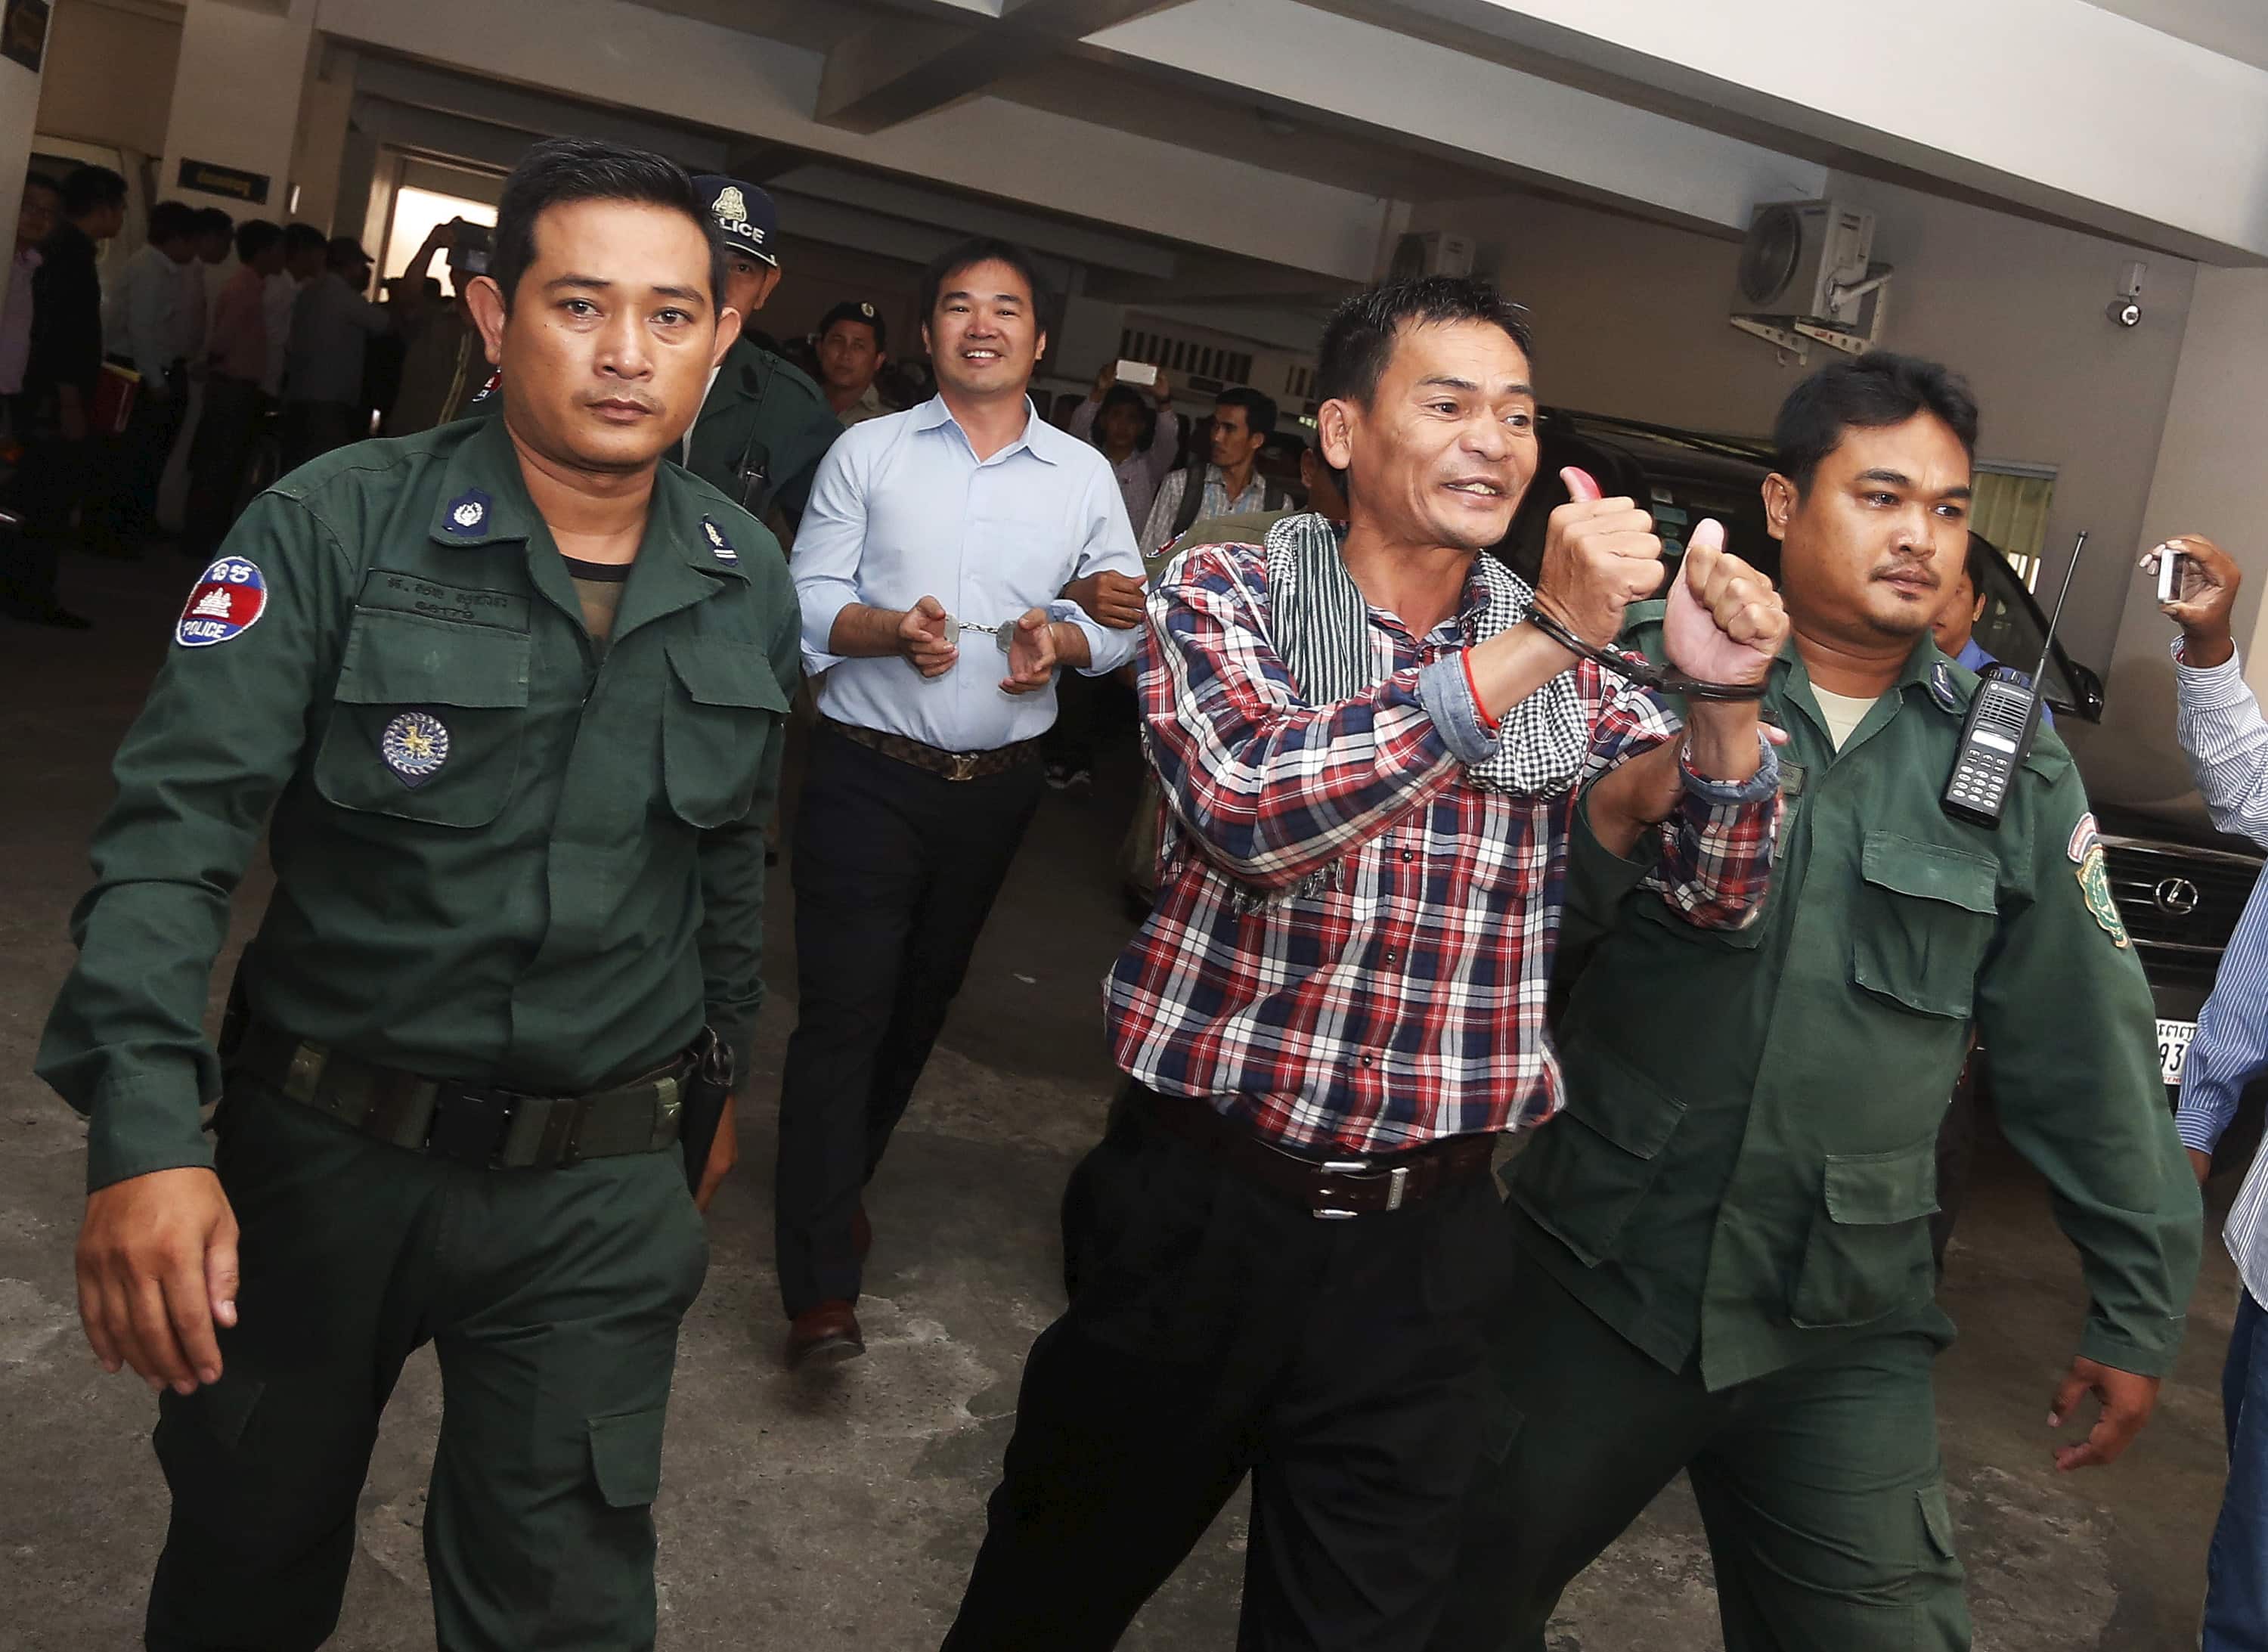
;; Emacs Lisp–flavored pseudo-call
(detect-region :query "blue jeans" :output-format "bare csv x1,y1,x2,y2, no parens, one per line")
2209,1288,2268,1650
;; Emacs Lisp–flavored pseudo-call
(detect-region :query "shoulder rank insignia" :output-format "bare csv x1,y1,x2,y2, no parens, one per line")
2075,843,2129,948
445,488,492,535
1929,659,1962,714
700,516,738,563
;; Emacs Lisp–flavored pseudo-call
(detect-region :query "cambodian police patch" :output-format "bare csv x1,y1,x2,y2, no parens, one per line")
1929,659,1961,714
700,516,738,563
2075,844,2128,948
380,711,451,788
176,556,268,648
445,489,491,535
2068,811,2101,864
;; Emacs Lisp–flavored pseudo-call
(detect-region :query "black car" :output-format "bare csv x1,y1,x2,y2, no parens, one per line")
1510,409,2263,1155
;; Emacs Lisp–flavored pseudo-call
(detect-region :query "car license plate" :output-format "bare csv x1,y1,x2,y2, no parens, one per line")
2158,1018,2197,1087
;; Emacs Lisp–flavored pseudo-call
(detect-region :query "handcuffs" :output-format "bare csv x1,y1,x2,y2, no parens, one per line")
1531,465,1769,703
1525,606,1768,703
943,616,1017,653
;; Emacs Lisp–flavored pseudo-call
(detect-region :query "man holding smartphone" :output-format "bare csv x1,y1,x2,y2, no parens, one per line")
2141,532,2268,1650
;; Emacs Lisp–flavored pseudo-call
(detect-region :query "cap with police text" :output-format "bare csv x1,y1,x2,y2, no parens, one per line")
691,175,779,268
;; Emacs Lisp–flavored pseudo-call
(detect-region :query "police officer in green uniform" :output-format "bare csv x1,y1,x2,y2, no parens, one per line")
1430,353,2202,1651
678,174,840,536
39,138,797,1651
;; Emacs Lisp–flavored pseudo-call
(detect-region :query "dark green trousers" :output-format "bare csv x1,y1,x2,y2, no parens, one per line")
144,1080,708,1651
1430,1252,1970,1651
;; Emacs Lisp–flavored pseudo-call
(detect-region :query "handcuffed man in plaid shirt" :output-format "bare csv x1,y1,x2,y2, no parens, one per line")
943,276,1789,1650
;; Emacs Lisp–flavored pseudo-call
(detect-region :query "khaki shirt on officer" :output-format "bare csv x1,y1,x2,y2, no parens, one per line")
680,336,840,524
1521,609,2203,1390
37,414,800,1192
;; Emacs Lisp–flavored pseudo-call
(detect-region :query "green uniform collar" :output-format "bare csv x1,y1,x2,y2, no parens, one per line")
427,410,748,580
1768,631,1969,756
427,411,751,647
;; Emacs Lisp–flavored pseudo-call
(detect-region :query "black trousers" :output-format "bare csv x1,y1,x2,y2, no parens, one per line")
775,724,1044,1317
94,367,186,546
4,427,91,609
184,378,267,561
943,1087,1513,1652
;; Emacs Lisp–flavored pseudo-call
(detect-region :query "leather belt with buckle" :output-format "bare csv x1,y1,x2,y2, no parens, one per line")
1130,1083,1497,1219
823,717,1043,783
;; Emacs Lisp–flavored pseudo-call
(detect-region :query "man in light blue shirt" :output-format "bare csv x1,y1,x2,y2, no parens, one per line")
777,234,1142,1368
1933,532,2053,725
2153,532,2268,1650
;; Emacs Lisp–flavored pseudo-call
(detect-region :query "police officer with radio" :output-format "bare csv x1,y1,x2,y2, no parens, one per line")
1431,352,2201,1652
39,138,797,1650
680,174,841,538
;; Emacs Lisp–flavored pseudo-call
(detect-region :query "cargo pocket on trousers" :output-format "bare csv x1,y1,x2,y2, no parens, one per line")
1510,1052,1686,1267
165,1368,266,1452
587,1405,669,1510
1789,1138,1940,1328
1917,1481,1958,1563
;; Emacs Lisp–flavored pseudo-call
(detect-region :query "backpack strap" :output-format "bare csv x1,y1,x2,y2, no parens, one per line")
1170,463,1206,542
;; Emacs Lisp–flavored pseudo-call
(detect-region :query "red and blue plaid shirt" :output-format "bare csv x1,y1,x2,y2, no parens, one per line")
1105,541,1781,1156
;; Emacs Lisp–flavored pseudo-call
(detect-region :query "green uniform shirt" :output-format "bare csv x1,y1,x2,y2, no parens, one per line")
1514,610,2201,1390
680,337,840,522
38,415,800,1192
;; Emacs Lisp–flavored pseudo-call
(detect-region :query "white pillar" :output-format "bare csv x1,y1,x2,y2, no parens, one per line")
158,0,317,225
0,2,50,315
2068,266,2268,810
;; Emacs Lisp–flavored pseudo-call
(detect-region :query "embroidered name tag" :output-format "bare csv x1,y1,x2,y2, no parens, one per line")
357,570,530,631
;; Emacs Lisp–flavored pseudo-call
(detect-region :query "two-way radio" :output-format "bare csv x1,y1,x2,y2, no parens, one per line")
1941,528,2086,829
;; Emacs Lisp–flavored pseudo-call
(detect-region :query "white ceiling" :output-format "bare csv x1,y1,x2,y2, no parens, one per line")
2082,0,2268,72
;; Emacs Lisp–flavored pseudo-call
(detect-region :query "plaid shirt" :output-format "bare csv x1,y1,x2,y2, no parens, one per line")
1105,541,1782,1156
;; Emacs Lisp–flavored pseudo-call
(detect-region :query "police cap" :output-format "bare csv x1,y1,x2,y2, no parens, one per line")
691,174,779,269
818,299,886,352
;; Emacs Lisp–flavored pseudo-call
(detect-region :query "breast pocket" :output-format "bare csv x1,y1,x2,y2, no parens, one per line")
662,639,791,828
314,609,531,828
1850,832,1997,1018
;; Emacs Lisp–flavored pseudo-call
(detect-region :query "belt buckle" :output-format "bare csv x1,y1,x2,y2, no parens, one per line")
426,1086,519,1167
1312,1160,1409,1219
948,751,979,782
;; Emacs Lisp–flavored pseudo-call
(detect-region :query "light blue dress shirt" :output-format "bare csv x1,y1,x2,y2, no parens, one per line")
793,395,1144,753
2170,643,2268,1306
1955,636,2052,727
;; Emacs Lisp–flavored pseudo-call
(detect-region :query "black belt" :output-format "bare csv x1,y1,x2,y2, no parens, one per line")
229,1019,688,1169
1132,1084,1497,1218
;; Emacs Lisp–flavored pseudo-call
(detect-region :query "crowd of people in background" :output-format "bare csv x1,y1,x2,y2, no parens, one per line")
0,162,1340,643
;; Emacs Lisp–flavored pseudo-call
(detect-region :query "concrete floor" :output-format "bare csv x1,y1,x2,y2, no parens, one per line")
0,555,2243,1650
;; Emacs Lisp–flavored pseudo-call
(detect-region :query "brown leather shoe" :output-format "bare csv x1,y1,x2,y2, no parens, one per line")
785,1300,864,1371
852,1204,873,1264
